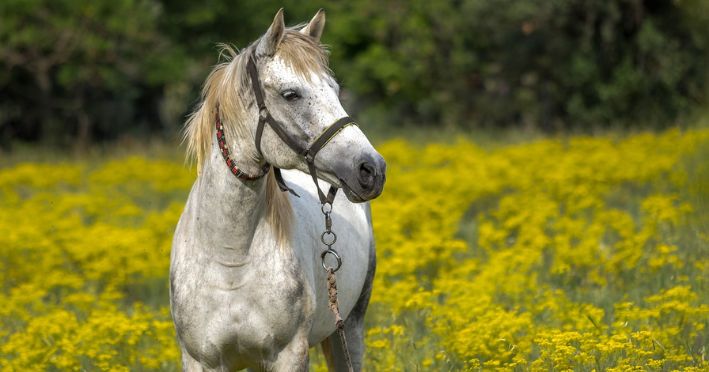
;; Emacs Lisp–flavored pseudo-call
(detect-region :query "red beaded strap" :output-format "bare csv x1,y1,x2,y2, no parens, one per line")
215,107,269,180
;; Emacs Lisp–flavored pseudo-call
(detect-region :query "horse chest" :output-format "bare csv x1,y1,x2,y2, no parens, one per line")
172,251,312,365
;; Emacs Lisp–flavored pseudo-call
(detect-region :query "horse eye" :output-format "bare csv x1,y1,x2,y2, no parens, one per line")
281,90,300,101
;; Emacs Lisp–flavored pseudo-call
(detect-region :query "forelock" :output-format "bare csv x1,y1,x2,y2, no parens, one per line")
275,30,331,80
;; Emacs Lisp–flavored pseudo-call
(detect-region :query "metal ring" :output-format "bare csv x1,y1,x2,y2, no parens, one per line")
321,249,342,272
321,203,332,215
321,231,337,246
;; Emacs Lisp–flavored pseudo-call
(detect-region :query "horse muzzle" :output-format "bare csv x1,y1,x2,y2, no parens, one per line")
338,151,386,203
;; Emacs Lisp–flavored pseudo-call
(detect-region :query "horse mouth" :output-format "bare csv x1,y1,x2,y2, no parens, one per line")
339,178,368,203
338,175,385,203
316,152,386,203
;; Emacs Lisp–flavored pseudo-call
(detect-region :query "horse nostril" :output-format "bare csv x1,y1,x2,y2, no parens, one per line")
358,162,375,190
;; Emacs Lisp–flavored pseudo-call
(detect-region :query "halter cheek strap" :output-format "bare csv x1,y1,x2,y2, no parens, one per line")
246,51,355,205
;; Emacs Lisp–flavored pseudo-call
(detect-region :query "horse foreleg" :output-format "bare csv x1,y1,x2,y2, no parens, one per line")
321,242,376,372
180,345,205,372
268,330,310,372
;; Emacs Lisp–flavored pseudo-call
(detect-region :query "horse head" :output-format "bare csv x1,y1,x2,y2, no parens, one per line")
252,9,386,202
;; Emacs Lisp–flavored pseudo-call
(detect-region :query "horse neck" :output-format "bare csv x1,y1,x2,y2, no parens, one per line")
191,133,266,257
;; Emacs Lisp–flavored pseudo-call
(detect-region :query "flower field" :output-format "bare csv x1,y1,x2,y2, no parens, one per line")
1,128,708,371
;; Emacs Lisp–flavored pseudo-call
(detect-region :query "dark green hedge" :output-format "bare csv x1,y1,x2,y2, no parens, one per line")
1,0,707,145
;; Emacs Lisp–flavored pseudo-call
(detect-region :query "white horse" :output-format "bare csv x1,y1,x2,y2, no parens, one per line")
170,9,386,372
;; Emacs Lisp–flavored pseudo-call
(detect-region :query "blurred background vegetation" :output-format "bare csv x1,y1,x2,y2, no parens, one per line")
1,0,708,150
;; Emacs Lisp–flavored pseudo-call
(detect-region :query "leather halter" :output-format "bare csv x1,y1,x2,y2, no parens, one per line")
245,50,356,205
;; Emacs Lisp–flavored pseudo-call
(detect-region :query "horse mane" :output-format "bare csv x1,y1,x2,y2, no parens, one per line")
183,29,331,244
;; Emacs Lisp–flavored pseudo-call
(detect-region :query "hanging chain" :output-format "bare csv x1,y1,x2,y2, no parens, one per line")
319,202,354,372
320,202,341,272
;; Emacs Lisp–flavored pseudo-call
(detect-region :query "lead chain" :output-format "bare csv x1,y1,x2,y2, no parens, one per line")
320,202,341,272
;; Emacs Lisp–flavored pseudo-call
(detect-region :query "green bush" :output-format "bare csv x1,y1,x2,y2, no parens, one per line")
324,0,709,129
0,0,188,146
1,0,707,146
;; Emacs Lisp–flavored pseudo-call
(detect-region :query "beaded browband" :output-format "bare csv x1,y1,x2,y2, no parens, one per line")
215,107,269,180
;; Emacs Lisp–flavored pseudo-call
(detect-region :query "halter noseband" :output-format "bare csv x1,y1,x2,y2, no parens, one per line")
238,50,355,205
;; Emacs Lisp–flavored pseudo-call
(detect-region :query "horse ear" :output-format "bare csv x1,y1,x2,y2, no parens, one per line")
257,8,285,57
300,9,326,42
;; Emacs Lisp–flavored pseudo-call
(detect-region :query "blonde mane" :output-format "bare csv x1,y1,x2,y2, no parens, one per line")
182,30,331,243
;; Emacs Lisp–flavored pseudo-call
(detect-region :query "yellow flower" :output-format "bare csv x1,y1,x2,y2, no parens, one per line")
2,128,707,370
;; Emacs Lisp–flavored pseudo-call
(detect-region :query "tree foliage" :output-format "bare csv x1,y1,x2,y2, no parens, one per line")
324,0,709,129
1,0,707,146
0,0,184,146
